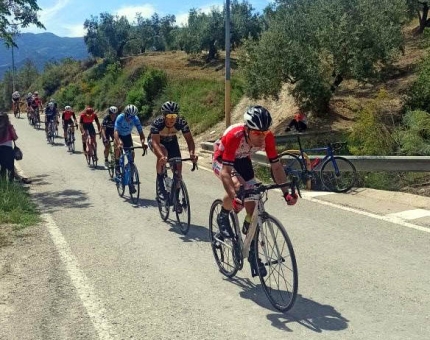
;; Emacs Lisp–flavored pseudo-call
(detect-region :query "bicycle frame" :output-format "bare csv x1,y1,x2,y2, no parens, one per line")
163,158,197,205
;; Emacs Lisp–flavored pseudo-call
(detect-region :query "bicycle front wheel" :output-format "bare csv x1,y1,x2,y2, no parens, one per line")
129,164,140,204
209,199,240,278
156,178,169,221
320,156,357,193
107,149,115,178
116,166,125,197
174,180,191,234
255,215,298,312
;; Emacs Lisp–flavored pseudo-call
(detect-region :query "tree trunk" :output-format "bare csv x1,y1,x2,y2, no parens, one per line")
207,41,217,61
417,2,429,34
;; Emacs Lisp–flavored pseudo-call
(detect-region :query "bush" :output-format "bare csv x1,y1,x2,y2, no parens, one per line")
395,110,430,155
404,55,430,112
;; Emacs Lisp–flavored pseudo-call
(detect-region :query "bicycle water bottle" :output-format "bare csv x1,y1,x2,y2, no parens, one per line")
311,157,321,169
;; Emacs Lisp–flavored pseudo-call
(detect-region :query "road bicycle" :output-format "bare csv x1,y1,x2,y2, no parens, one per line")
84,131,98,168
106,140,116,178
46,119,56,145
156,158,198,235
115,146,146,204
209,181,299,312
13,101,21,118
65,123,77,153
32,108,41,130
280,134,357,193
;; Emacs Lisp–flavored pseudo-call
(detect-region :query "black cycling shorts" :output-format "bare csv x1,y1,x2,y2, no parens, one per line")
119,134,133,148
148,135,181,160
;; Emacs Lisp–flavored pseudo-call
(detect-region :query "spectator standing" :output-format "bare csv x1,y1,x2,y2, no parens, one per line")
0,113,18,182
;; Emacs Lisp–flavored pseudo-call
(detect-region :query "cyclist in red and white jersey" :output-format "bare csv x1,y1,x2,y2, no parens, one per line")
213,106,298,275
62,105,77,145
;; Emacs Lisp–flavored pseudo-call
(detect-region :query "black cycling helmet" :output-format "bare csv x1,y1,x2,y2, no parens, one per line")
161,101,180,114
243,105,272,131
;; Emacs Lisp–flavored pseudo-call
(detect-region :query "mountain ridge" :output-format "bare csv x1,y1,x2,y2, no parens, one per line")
0,32,88,78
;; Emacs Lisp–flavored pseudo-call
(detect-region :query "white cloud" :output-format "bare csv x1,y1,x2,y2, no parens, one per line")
115,5,156,23
63,23,86,37
39,0,70,22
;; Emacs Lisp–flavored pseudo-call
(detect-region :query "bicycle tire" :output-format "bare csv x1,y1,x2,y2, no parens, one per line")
129,164,140,204
209,199,240,278
156,178,170,221
116,165,125,197
255,214,298,312
280,152,308,190
320,156,357,193
174,180,191,235
107,146,115,178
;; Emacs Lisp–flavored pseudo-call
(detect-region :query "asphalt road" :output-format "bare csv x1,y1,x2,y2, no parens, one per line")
1,114,429,340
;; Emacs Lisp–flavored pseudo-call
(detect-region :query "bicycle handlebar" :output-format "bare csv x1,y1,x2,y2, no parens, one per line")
122,145,147,156
236,177,301,199
167,157,198,171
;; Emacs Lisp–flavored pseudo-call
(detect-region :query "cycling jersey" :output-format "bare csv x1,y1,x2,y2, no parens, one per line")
62,110,76,121
114,113,142,136
12,91,20,100
45,107,57,119
30,98,41,109
79,112,100,135
213,123,279,166
149,115,190,142
102,114,116,134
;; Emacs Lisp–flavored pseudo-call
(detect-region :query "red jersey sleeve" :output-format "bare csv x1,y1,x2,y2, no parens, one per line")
221,132,242,166
264,132,279,163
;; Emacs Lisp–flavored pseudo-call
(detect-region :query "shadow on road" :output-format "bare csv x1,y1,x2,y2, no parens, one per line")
164,220,210,242
32,189,91,212
228,277,349,333
30,174,50,186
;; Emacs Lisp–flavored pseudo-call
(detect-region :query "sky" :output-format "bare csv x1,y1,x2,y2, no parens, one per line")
21,0,273,37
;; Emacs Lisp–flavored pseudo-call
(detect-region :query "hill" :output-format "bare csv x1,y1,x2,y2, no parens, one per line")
0,32,88,78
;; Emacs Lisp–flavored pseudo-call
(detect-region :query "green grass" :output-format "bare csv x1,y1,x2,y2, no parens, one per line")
0,180,41,227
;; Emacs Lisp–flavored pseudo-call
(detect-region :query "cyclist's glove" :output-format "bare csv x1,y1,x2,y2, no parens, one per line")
284,191,298,206
232,197,244,213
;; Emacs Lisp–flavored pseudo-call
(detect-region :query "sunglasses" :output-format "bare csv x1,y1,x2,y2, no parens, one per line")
249,129,270,137
165,114,178,119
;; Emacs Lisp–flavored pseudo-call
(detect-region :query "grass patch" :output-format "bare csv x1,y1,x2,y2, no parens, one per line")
0,180,41,227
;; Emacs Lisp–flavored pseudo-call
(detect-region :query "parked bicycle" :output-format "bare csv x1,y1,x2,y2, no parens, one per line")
115,146,146,204
280,134,357,193
106,140,116,178
84,131,98,168
209,181,299,312
46,119,57,145
65,123,77,153
156,158,198,235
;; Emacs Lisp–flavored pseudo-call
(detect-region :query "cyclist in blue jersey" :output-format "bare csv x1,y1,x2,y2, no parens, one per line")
114,104,147,176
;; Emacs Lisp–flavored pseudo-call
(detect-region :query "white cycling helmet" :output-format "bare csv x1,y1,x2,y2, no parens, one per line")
109,106,118,114
64,105,72,110
124,104,138,118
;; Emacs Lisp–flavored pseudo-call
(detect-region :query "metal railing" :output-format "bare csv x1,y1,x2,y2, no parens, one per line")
200,142,430,172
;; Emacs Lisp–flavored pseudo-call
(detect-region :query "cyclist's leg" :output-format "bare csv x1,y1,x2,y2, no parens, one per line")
151,139,168,198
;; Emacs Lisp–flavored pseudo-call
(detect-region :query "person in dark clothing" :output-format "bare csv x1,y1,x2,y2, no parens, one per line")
285,111,308,132
0,113,18,182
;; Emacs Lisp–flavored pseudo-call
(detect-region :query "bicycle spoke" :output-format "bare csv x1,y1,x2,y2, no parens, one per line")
256,215,298,312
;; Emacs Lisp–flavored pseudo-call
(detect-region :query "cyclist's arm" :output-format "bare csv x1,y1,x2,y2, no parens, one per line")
133,116,146,144
183,131,195,156
270,161,289,195
220,164,236,200
94,115,101,133
79,115,85,134
150,134,164,158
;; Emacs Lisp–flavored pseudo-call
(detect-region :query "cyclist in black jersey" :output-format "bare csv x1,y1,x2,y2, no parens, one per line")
148,101,198,199
101,106,118,166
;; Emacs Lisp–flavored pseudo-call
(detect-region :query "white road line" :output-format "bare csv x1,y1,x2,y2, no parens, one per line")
43,214,117,340
386,209,430,220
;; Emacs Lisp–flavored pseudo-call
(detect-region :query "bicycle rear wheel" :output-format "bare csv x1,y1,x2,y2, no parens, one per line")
320,156,357,193
156,178,170,221
174,180,191,234
280,152,307,190
129,164,140,204
209,199,240,278
255,214,298,312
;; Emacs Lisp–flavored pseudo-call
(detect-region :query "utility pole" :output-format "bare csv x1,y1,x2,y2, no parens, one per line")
225,0,231,128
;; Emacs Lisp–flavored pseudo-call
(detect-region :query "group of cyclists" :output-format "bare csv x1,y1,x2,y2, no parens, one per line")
12,90,299,277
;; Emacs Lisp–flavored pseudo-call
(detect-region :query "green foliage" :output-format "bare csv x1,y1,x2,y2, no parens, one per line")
0,0,44,46
395,110,430,155
348,89,396,155
239,0,406,114
0,180,40,226
404,55,430,112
